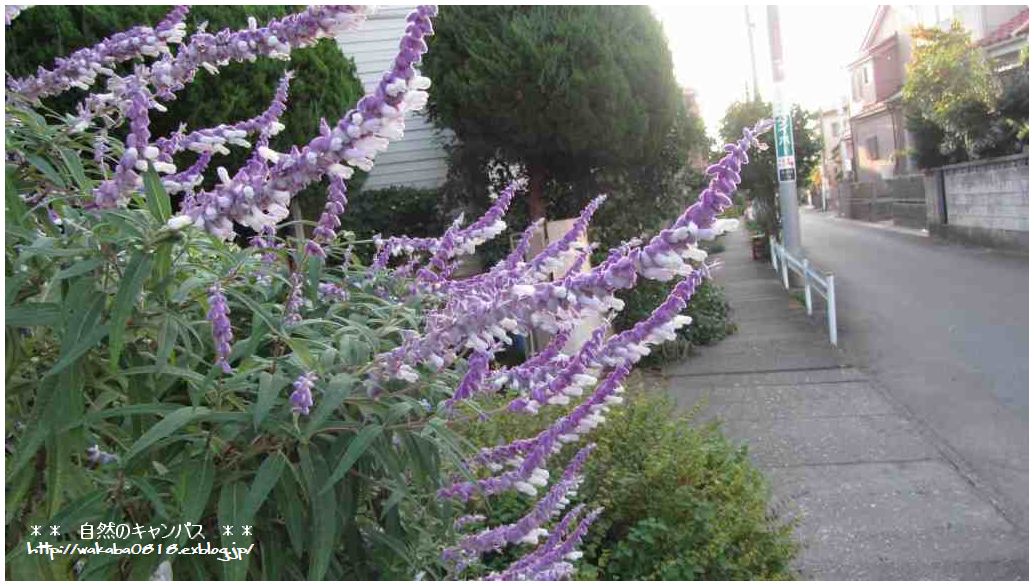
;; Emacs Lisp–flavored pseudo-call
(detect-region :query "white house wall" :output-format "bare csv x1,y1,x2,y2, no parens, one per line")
337,6,452,190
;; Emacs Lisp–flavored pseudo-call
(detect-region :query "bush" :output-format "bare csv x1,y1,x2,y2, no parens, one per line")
296,185,449,263
5,6,776,580
5,106,462,580
459,380,798,580
613,277,735,366
5,6,367,210
903,22,1029,166
343,186,445,240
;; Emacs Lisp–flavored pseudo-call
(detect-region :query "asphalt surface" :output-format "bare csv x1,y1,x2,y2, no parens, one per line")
663,223,1028,578
798,209,1029,529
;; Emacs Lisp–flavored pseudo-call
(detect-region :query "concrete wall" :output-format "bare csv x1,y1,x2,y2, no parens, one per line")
336,6,451,190
837,174,925,227
924,154,1029,251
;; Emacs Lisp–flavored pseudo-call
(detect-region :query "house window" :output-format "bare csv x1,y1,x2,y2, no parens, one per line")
866,136,880,160
832,122,841,137
863,66,869,84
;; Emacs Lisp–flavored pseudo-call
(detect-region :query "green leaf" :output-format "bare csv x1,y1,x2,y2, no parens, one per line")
45,431,69,518
142,168,172,223
307,452,337,580
6,302,62,327
253,371,288,429
6,165,29,227
275,471,306,557
218,481,251,581
55,257,103,280
58,147,90,191
178,455,214,527
43,323,108,378
303,373,355,436
24,153,66,188
319,424,382,495
108,251,153,368
123,406,211,464
244,452,286,518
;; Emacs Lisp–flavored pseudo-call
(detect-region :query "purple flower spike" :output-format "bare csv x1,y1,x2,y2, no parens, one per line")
290,371,317,415
489,506,602,581
284,270,304,326
7,6,189,100
86,444,119,466
5,5,26,26
309,174,349,258
171,6,434,239
441,444,595,570
317,281,348,303
444,351,492,410
207,283,233,374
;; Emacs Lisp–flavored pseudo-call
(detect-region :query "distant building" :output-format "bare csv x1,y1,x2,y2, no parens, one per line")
847,5,1028,183
681,87,708,170
336,6,452,190
977,7,1030,70
817,101,854,207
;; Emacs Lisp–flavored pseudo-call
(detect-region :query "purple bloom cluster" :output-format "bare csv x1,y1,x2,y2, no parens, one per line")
5,5,26,26
86,444,119,466
443,351,492,410
22,5,779,578
308,174,349,258
440,366,629,502
156,72,292,162
369,121,770,385
488,506,602,581
206,283,233,373
171,6,436,239
316,281,348,303
290,371,317,415
7,6,189,101
441,444,594,571
284,270,304,326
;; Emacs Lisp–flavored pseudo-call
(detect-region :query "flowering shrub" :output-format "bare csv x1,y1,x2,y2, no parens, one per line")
459,381,798,580
614,279,735,366
5,5,772,580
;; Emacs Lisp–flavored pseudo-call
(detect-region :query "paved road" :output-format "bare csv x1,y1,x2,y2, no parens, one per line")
799,209,1028,528
663,226,1027,578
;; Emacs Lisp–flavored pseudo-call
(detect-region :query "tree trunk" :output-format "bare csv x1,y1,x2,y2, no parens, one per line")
527,163,547,220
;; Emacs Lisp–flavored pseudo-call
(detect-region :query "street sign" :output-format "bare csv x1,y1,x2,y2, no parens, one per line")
774,112,796,183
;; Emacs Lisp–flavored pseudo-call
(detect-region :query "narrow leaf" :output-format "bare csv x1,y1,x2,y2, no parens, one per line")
320,424,382,495
244,452,286,518
123,406,210,464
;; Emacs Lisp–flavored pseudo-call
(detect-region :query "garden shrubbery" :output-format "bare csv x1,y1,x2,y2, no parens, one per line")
5,5,789,581
614,277,736,366
459,378,798,580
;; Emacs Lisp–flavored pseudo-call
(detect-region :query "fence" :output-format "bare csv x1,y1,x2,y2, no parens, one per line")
769,237,838,346
923,154,1028,251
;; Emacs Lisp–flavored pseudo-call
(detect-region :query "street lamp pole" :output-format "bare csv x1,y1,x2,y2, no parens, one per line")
766,5,802,256
745,6,760,101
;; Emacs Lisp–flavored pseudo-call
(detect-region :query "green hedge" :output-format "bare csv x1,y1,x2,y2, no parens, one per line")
613,278,735,366
459,381,798,580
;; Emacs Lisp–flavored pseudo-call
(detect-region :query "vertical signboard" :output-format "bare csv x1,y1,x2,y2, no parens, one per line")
774,109,796,183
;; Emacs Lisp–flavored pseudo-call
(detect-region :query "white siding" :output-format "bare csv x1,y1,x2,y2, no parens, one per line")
336,5,452,191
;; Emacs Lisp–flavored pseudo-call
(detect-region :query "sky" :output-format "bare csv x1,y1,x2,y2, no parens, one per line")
650,4,877,137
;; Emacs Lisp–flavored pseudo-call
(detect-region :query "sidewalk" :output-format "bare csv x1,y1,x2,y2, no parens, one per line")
662,229,1028,580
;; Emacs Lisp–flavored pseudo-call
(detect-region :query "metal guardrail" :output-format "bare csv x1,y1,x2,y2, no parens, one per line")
769,236,838,346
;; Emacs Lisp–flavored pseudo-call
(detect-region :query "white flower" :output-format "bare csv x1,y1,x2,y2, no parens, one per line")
166,214,193,231
514,482,538,497
512,284,536,298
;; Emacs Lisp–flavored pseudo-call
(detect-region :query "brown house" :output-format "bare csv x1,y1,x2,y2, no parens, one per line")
847,6,1028,183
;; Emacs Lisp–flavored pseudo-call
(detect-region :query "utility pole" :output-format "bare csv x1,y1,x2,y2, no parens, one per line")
766,5,802,255
745,6,760,101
